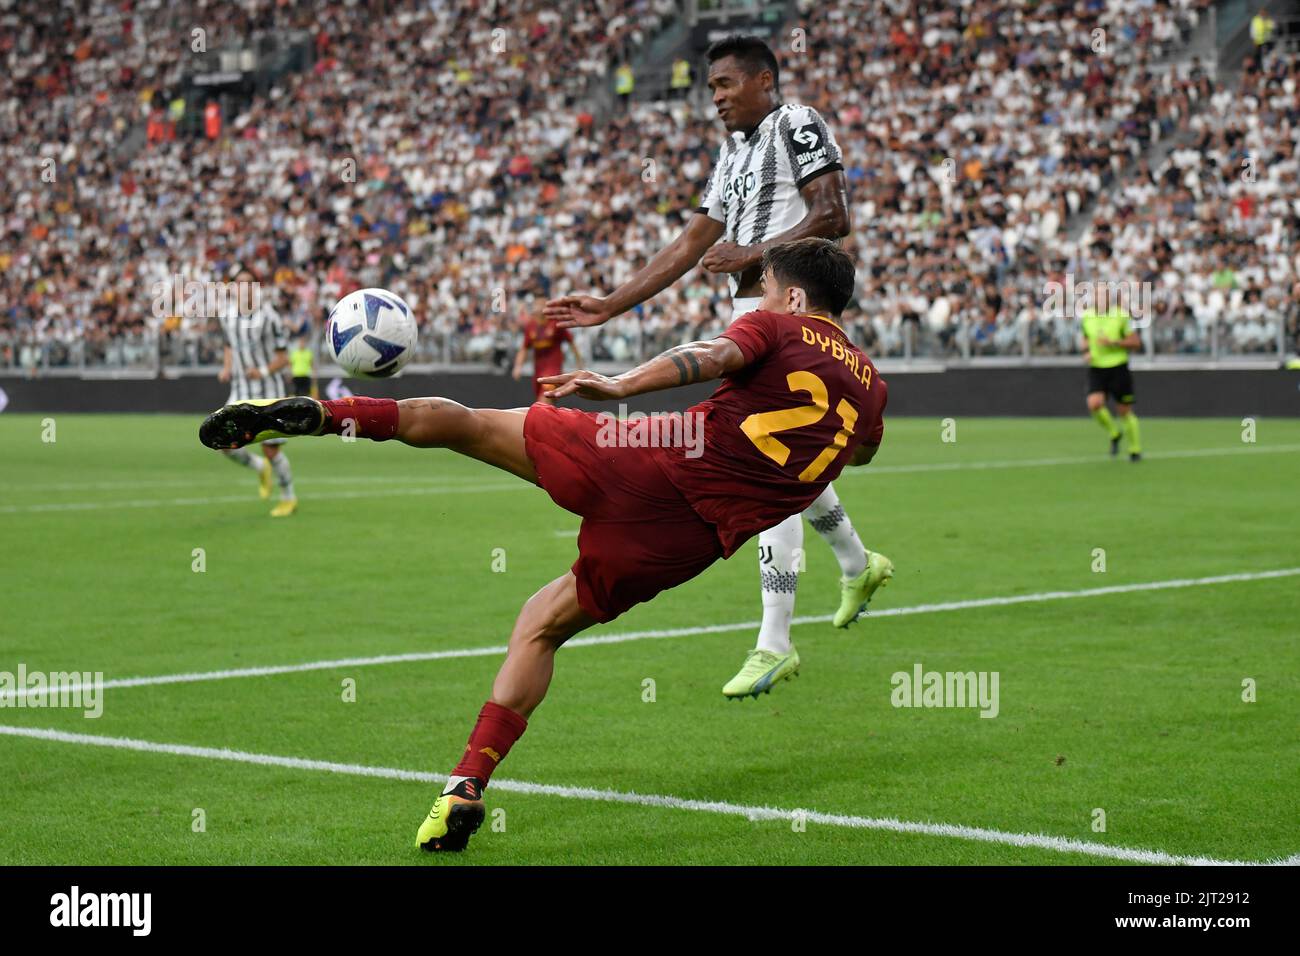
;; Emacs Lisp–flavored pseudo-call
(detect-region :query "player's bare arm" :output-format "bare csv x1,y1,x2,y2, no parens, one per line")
701,171,851,294
541,337,746,401
511,341,527,380
247,347,289,381
543,211,724,328
219,346,232,383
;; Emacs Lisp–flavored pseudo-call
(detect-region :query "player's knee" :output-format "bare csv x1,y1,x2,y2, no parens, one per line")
1086,394,1104,411
522,601,577,648
516,580,586,649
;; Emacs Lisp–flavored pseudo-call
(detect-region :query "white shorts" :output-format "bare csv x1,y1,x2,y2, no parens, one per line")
728,297,762,324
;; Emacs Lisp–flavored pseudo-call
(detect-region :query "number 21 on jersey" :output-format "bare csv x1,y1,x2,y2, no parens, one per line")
739,370,860,483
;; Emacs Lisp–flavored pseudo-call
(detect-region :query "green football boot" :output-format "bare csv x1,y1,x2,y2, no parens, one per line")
722,648,800,700
832,551,894,628
416,778,486,853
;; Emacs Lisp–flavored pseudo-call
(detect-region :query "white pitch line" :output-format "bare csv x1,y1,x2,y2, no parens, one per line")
5,443,1297,514
6,474,499,494
4,567,1297,704
0,481,530,515
0,724,1284,866
842,442,1300,478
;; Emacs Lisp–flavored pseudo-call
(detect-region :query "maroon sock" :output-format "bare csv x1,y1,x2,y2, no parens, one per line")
451,701,528,785
320,397,399,441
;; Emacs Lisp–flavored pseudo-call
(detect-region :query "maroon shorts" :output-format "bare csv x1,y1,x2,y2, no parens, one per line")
523,403,724,622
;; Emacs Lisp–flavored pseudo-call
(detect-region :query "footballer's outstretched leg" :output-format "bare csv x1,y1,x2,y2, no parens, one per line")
199,396,537,482
418,572,595,852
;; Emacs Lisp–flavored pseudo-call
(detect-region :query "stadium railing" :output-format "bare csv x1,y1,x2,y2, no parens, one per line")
1,314,1290,379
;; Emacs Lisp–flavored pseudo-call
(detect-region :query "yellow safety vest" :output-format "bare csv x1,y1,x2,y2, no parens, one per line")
290,347,313,377
615,66,634,95
1252,15,1274,45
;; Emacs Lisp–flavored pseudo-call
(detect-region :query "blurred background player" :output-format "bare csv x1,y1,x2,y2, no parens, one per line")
512,309,582,406
546,35,892,698
1081,285,1143,462
215,264,299,516
289,334,315,397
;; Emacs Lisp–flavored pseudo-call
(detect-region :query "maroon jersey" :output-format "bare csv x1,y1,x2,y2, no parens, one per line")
524,317,571,378
654,309,887,556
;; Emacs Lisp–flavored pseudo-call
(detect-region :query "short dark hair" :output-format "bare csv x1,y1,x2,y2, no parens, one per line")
705,35,779,91
762,238,856,316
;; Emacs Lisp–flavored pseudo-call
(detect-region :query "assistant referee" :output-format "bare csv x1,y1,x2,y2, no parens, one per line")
1081,287,1143,461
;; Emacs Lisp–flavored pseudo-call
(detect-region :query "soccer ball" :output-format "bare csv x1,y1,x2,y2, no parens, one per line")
326,288,417,378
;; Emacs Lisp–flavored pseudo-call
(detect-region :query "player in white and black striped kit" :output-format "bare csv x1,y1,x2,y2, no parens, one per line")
546,36,892,699
214,264,298,517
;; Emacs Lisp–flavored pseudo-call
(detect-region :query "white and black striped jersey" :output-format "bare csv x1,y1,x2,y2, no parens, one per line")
220,302,289,404
698,103,844,297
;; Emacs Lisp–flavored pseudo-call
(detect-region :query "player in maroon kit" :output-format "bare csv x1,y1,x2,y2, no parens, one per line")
197,238,887,853
512,311,582,404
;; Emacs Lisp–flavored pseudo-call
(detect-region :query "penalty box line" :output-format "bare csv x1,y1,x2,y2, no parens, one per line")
0,723,1288,867
3,567,1299,704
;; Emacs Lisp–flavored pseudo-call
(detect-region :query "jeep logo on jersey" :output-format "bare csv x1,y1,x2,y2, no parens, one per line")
723,169,756,204
792,124,826,166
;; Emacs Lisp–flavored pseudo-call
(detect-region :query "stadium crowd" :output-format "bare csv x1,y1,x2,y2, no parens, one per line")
1,0,1296,373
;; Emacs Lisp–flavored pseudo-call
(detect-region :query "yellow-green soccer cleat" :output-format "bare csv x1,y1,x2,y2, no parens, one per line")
722,648,800,700
199,397,325,450
258,458,273,500
269,498,298,518
833,551,894,628
417,778,486,852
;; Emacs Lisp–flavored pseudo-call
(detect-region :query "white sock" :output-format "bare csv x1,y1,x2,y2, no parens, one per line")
443,774,471,795
804,483,867,579
755,514,802,655
269,452,295,500
222,447,266,472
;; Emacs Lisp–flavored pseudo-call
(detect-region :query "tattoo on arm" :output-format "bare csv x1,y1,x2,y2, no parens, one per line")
665,346,703,386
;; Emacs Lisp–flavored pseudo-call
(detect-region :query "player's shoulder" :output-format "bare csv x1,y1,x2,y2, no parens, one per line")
734,308,829,343
777,102,832,129
732,308,787,328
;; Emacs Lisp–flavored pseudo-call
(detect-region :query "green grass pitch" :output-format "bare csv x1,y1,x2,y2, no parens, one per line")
1,412,1296,865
